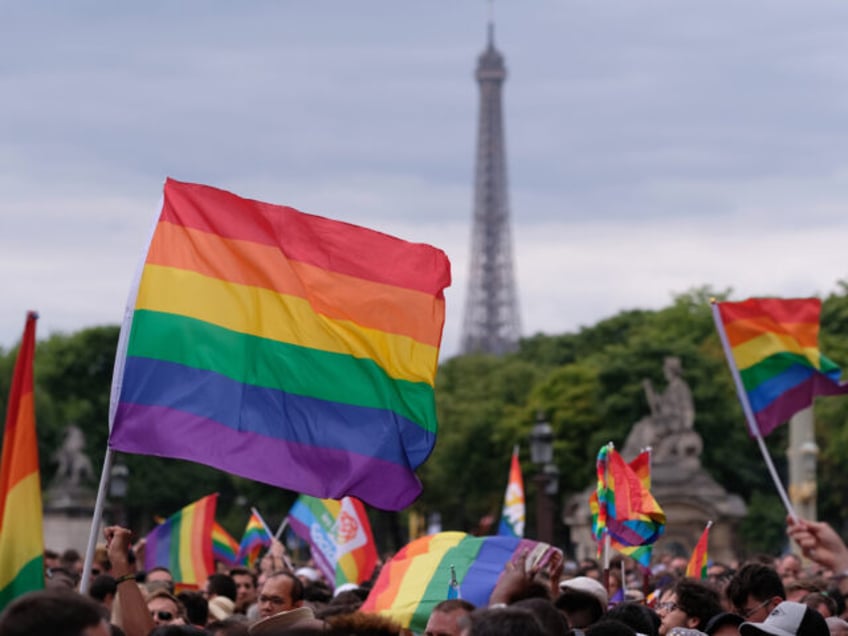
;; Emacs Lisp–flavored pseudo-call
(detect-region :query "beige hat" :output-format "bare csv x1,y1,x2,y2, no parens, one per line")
558,576,609,611
208,595,236,621
249,606,325,634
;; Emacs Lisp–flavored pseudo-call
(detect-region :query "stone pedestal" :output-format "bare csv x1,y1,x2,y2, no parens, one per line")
43,484,99,554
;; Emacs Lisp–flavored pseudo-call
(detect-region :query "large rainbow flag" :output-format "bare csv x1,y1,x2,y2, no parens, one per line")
236,511,270,570
108,178,451,510
496,446,525,538
361,532,560,632
212,521,240,567
0,312,44,608
712,298,848,437
287,494,377,588
145,493,217,587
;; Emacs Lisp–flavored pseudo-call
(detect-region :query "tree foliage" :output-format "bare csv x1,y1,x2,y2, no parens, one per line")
3,285,848,555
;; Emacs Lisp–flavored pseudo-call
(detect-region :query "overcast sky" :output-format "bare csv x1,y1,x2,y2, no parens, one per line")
3,2,848,360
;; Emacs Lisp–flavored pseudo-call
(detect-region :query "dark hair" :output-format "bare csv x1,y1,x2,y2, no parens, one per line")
703,612,744,636
433,599,476,614
0,589,105,636
586,619,638,636
89,574,118,602
207,573,238,602
672,579,723,630
176,591,208,626
606,601,660,636
726,563,785,610
512,597,571,636
207,618,250,636
460,608,546,636
229,568,256,585
148,627,208,636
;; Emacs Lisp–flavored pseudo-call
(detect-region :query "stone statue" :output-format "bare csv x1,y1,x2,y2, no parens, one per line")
622,356,702,462
52,424,94,487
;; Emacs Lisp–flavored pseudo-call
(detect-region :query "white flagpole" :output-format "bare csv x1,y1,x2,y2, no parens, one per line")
710,300,797,521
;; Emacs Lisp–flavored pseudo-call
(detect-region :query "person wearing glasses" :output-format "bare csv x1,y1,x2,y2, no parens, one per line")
726,564,786,624
657,579,723,636
256,571,304,619
147,588,185,627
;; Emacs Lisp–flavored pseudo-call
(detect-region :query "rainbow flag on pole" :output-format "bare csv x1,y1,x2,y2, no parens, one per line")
108,178,451,511
0,312,43,609
685,521,712,579
497,446,525,538
287,495,377,587
237,511,270,570
144,493,217,587
212,521,240,567
713,298,848,437
361,532,561,633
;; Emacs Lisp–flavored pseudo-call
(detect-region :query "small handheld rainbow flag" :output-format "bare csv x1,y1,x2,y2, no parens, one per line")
590,449,656,569
237,511,270,570
593,444,665,551
287,495,377,587
712,298,848,437
497,446,525,538
212,521,240,568
145,493,217,588
685,521,712,579
0,312,44,609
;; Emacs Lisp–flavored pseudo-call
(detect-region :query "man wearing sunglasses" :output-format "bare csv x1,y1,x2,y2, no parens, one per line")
726,564,786,624
147,588,184,627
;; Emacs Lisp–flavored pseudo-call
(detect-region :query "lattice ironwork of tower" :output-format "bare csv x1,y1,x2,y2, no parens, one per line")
460,24,521,355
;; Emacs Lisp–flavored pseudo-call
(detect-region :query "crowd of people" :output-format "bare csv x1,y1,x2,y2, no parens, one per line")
1,516,847,636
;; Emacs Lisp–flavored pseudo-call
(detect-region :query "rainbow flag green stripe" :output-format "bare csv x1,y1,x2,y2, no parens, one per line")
145,494,217,586
126,310,437,432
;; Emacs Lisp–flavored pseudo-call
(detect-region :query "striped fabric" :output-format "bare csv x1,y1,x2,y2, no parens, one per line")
212,521,239,567
685,522,711,579
236,512,269,570
109,179,451,510
144,493,217,587
0,312,44,608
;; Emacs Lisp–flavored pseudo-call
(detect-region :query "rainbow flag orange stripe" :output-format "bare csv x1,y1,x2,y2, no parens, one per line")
0,312,43,608
109,179,451,510
145,494,217,586
237,512,269,570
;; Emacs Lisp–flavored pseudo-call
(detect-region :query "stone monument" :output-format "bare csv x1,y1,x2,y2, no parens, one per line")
564,356,746,564
43,424,98,553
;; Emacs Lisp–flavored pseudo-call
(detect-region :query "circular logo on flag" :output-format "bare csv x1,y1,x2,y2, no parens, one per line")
336,511,360,544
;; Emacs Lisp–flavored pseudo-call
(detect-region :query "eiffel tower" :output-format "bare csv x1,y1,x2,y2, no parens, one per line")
460,23,521,355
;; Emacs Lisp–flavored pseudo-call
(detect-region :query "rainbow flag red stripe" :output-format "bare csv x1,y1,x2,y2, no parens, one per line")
0,312,43,608
497,446,525,538
714,298,848,436
145,493,217,586
287,495,377,587
685,523,711,579
237,512,269,570
109,179,451,510
362,533,559,633
212,521,239,567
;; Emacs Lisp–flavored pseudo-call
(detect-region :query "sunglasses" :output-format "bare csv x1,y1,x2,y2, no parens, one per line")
150,610,174,621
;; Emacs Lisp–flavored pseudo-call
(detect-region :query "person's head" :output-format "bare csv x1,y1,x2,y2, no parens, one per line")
657,579,722,635
146,567,176,594
147,589,183,627
703,612,744,636
458,607,545,636
43,549,60,570
586,619,638,636
207,617,251,636
257,571,304,618
45,566,80,590
230,568,257,612
801,594,836,620
726,564,786,624
825,617,848,636
176,591,208,627
426,599,476,636
0,589,111,636
556,576,609,629
60,549,85,577
607,601,661,636
512,597,571,636
206,573,238,602
777,556,803,584
739,601,828,636
89,574,118,612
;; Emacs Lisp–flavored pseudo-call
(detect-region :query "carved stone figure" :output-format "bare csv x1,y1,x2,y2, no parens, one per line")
622,356,702,462
52,424,94,487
